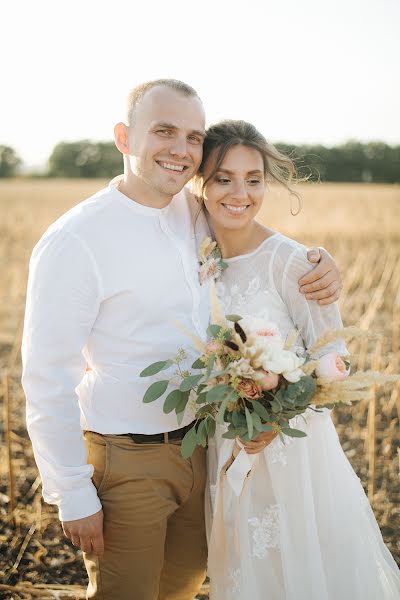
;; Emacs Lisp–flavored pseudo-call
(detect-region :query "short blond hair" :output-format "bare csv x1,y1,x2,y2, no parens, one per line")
126,79,201,126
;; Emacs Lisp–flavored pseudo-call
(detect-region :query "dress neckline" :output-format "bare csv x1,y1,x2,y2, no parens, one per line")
223,232,281,263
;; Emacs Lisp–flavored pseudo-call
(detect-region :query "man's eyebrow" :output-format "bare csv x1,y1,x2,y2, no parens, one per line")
152,122,206,137
216,168,264,175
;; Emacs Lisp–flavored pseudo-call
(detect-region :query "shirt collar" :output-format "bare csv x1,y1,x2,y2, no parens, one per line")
109,174,180,218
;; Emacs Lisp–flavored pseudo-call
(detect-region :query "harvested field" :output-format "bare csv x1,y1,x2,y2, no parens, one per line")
0,179,399,598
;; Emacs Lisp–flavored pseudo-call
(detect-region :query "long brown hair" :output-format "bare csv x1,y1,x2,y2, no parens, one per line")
193,119,302,215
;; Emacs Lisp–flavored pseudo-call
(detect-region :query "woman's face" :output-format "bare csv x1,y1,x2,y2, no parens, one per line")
202,144,267,231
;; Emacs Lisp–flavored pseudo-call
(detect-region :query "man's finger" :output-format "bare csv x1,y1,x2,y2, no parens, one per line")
299,271,333,294
306,246,321,263
317,289,341,305
305,282,339,301
298,262,328,286
91,534,105,557
71,535,81,548
80,538,93,554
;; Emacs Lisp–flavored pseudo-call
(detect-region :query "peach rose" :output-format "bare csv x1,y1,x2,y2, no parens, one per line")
257,369,279,391
236,378,262,400
316,352,348,380
204,340,223,355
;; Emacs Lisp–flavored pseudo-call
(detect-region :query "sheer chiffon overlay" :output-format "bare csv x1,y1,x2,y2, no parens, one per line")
206,233,400,599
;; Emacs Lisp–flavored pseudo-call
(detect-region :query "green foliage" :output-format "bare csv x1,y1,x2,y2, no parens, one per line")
0,146,22,177
140,360,173,377
163,389,184,414
276,141,400,183
281,427,308,438
180,374,203,391
192,358,205,369
226,314,243,322
143,380,169,403
181,426,198,459
207,324,222,338
48,140,122,178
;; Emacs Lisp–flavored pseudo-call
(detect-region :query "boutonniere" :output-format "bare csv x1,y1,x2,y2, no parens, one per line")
198,236,228,284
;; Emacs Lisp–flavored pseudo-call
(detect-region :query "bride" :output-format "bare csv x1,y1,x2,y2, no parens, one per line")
192,120,400,599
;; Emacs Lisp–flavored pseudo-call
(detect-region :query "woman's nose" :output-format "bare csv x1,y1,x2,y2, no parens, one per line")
231,181,248,200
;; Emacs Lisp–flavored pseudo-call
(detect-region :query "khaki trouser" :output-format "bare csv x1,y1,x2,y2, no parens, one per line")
82,431,207,600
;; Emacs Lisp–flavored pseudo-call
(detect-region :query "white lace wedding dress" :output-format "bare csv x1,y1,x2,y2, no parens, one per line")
206,232,400,600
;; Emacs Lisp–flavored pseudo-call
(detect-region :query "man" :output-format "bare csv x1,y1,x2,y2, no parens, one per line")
22,79,342,600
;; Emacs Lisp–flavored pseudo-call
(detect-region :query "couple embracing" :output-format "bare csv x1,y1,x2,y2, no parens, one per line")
22,79,400,599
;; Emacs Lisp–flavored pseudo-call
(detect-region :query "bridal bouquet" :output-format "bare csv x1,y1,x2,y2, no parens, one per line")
140,283,399,458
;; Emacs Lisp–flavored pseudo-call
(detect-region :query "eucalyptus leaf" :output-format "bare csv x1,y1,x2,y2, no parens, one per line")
281,426,307,438
222,427,241,439
181,426,198,459
176,390,190,414
197,419,208,447
251,411,263,432
206,384,231,403
245,406,253,439
140,360,173,377
207,324,222,338
192,358,205,369
252,400,271,421
226,314,243,322
180,374,203,392
143,380,169,403
206,354,215,378
218,396,230,424
261,423,273,432
207,419,216,439
163,389,183,414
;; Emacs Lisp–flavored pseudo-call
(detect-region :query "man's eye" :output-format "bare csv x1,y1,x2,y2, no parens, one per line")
188,135,202,144
156,129,171,136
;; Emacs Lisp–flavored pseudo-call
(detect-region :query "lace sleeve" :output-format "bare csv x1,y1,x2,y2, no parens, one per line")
273,244,348,358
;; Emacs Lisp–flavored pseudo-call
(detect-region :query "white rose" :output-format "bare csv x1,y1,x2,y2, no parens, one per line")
263,349,305,383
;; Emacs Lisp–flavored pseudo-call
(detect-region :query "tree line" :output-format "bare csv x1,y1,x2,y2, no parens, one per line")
1,141,399,182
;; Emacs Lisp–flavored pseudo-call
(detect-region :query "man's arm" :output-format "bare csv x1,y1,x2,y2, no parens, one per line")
22,228,103,553
299,247,342,305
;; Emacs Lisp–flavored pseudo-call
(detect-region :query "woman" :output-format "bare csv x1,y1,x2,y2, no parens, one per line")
193,120,400,599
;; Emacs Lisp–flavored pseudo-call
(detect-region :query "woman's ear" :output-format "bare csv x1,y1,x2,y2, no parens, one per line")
114,122,130,155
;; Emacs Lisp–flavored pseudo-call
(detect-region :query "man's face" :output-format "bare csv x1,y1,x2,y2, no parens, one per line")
126,86,206,197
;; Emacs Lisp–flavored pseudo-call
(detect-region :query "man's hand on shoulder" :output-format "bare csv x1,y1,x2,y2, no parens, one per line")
62,508,104,556
298,247,342,305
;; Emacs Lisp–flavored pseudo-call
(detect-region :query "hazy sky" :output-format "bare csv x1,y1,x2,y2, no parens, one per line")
2,0,399,167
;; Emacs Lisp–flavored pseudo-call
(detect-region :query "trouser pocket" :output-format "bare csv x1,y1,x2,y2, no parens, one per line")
84,431,112,495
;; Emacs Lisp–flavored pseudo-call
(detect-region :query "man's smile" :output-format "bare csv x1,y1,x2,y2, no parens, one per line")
156,161,189,174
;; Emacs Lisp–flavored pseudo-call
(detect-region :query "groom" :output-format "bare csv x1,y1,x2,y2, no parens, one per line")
22,79,342,600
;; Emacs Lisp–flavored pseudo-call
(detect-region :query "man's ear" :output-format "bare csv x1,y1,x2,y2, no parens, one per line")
114,122,130,155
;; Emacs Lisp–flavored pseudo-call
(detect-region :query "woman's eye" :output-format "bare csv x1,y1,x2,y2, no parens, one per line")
216,178,231,184
248,179,261,185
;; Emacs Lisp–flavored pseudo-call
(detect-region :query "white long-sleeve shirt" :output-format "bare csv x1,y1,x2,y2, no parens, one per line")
22,178,210,521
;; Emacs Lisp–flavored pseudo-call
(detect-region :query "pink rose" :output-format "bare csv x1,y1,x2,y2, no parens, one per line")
236,378,262,400
258,369,279,391
205,340,223,355
316,353,348,380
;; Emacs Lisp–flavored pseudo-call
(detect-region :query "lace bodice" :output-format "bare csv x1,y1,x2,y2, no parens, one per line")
216,232,347,358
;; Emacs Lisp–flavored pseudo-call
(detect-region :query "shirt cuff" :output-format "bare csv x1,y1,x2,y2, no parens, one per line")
55,482,102,522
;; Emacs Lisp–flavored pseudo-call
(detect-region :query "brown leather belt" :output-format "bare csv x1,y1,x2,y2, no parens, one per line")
120,421,196,444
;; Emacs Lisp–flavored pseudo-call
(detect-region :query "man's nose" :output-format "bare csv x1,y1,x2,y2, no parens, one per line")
169,136,188,159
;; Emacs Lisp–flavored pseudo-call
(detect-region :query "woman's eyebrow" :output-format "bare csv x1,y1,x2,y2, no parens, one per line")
216,168,263,175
